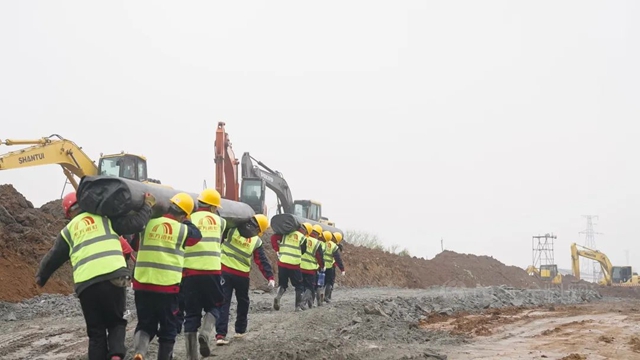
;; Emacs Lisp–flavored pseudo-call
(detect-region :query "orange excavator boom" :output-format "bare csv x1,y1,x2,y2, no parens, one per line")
214,122,239,201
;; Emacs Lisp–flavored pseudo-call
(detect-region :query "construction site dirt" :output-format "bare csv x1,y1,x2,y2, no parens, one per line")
3,184,640,359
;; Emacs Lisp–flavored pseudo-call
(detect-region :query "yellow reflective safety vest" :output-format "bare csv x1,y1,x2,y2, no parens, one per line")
221,229,261,273
60,213,126,284
300,236,321,271
279,230,304,266
184,211,225,271
134,217,188,286
323,241,337,269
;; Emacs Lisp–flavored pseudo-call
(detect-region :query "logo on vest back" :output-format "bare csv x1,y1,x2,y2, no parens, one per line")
72,216,99,237
149,222,174,242
197,215,219,232
327,242,332,249
236,236,253,249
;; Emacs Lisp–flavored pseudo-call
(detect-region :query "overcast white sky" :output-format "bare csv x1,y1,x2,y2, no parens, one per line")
1,1,639,275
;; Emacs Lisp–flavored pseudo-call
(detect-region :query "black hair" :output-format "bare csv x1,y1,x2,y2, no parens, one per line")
168,204,187,217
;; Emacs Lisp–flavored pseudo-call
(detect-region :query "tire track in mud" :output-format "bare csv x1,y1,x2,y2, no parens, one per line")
0,325,85,360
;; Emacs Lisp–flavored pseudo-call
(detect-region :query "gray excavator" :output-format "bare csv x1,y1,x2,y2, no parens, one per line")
240,152,336,226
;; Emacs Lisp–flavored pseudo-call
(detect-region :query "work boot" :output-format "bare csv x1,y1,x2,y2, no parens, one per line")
303,289,313,309
273,286,286,311
184,333,198,360
157,342,174,360
198,312,215,357
325,285,332,303
294,289,304,312
316,288,324,307
132,330,151,360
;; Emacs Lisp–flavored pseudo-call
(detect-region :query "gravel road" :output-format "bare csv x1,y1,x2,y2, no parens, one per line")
0,284,601,360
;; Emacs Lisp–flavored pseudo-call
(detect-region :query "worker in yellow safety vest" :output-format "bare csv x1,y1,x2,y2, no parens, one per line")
271,222,313,312
323,232,345,303
300,224,325,309
314,230,334,307
131,193,203,360
182,189,227,360
36,191,155,360
215,214,274,345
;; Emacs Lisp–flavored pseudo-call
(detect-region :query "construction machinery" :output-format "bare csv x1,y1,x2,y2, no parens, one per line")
526,265,562,284
240,152,335,226
0,134,163,190
570,243,640,286
214,122,240,201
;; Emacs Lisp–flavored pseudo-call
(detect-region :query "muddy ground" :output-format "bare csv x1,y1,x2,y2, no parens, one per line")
0,284,618,360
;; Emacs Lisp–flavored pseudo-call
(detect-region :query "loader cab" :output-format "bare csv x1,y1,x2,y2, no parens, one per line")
98,153,149,182
240,177,266,214
539,264,558,280
293,200,321,222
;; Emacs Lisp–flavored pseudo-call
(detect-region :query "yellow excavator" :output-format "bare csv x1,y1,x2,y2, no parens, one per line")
0,134,164,190
526,264,562,284
570,243,640,286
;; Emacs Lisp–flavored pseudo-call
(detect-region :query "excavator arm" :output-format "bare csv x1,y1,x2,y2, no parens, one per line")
570,243,613,285
0,135,98,189
214,122,239,201
241,152,294,214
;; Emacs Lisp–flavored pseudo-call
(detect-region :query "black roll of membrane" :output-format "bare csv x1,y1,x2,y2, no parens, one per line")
270,213,344,236
76,175,255,228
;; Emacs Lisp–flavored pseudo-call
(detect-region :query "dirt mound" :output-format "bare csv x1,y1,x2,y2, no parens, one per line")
250,235,542,290
0,185,72,301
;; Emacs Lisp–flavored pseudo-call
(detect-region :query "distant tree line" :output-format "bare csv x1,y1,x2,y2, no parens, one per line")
343,230,411,257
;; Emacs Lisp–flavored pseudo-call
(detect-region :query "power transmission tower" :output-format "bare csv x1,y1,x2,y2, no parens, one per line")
579,215,602,282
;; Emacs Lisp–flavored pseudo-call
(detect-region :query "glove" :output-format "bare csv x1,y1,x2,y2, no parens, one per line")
268,279,275,288
144,192,156,207
341,271,345,276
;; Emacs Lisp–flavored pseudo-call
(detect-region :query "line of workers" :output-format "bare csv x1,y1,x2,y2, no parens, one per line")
36,188,345,360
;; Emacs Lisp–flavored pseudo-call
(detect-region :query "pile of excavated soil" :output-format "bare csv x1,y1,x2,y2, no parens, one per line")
251,233,543,290
0,185,72,301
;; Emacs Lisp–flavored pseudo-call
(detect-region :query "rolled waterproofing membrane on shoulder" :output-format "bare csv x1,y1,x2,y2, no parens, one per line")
270,213,343,236
76,176,255,227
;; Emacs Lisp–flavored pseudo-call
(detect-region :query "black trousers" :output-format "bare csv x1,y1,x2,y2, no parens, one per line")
183,274,224,333
134,291,180,345
216,272,250,337
78,280,127,360
176,287,186,334
278,266,303,292
325,267,336,288
301,271,316,291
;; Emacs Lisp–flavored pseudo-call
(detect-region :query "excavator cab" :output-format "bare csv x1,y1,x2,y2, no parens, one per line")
98,153,161,184
612,266,633,283
240,177,266,214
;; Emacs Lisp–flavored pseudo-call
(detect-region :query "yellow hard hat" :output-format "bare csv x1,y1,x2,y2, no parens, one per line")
311,224,323,235
198,188,222,208
254,214,269,236
333,232,342,243
170,192,195,216
322,230,332,242
302,223,313,235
